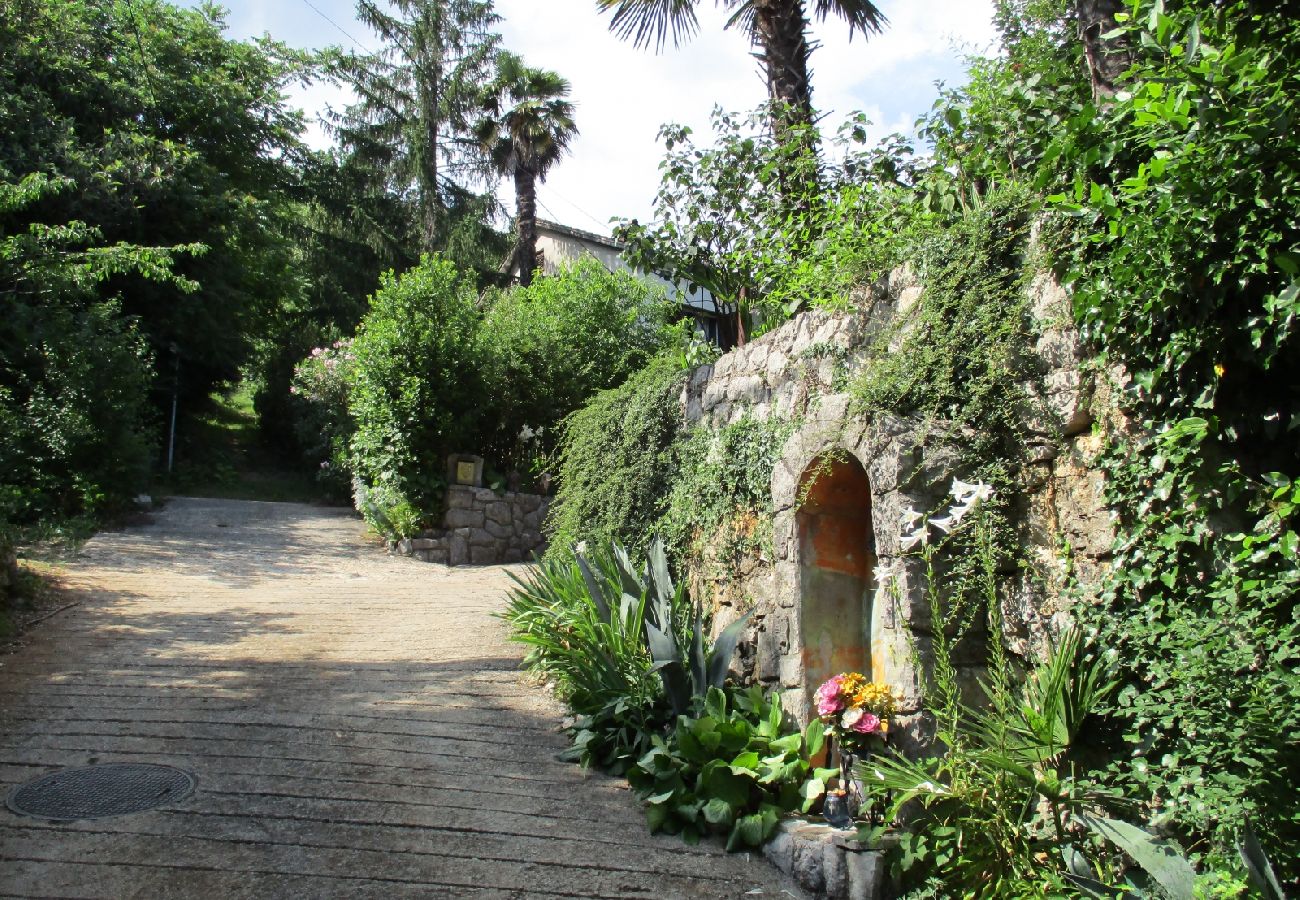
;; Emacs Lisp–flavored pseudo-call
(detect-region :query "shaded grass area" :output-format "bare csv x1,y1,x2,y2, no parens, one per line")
153,383,338,505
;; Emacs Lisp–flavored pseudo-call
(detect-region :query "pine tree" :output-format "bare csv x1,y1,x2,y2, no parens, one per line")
331,0,501,254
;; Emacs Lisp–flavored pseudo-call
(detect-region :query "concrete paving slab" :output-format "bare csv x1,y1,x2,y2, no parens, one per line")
0,497,805,899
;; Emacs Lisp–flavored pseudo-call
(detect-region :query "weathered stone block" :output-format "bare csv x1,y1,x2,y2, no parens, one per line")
845,848,885,900
503,548,524,564
444,508,485,530
793,834,827,893
445,486,476,510
484,502,512,526
469,543,501,565
484,519,513,540
410,538,437,551
448,532,468,567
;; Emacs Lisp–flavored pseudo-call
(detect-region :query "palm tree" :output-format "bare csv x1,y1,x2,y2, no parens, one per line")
475,53,578,287
596,0,887,136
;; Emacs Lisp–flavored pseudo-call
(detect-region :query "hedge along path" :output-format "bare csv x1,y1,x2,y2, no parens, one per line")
0,497,805,899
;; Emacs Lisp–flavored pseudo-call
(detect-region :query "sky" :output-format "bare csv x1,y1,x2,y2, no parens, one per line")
184,0,997,235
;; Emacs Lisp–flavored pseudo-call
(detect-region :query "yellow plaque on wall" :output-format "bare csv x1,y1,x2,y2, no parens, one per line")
456,461,476,484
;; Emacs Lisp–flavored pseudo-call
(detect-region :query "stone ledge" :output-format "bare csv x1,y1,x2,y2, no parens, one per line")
763,818,897,900
389,489,550,566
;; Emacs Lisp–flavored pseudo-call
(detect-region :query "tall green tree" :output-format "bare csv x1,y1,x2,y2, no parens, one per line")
596,0,886,136
1,0,308,518
331,0,501,254
1,0,307,396
474,51,578,286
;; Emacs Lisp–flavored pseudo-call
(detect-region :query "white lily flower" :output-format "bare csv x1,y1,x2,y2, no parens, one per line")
901,505,924,528
950,478,980,502
900,522,929,551
872,561,898,586
930,514,956,533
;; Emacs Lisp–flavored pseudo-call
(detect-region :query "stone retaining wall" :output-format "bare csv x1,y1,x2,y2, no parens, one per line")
391,485,548,565
680,267,1118,752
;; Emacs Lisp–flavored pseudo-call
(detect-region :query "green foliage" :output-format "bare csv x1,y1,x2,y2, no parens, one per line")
502,543,672,740
1034,2,1300,875
346,256,485,535
329,0,502,256
478,259,677,468
0,299,153,527
640,536,755,717
287,340,356,500
866,619,1122,897
628,686,835,850
505,538,827,849
659,413,795,569
851,187,1043,588
546,360,688,557
1,0,307,397
618,107,911,332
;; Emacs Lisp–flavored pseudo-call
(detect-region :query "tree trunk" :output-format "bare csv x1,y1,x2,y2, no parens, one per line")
514,165,538,287
419,63,441,253
750,0,820,236
752,0,815,135
1076,0,1132,102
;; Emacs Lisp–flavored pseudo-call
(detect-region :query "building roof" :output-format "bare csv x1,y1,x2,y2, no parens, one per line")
535,218,623,252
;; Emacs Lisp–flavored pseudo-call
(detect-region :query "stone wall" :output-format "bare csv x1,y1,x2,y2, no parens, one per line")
678,267,1117,750
391,485,548,565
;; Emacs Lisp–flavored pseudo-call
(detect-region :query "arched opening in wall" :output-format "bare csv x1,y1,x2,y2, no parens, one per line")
797,454,874,713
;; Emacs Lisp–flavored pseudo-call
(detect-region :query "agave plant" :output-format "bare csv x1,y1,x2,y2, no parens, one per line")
504,536,752,724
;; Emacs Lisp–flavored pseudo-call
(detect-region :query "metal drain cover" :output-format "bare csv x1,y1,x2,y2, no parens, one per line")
6,763,195,821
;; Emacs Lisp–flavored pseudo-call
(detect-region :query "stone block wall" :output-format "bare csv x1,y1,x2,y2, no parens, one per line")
677,266,1117,752
391,485,548,565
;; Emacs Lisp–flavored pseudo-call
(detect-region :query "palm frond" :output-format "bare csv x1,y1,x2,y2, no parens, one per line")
810,0,887,38
597,0,700,51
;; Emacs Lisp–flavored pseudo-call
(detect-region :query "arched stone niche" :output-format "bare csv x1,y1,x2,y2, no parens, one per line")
795,455,873,716
760,397,964,741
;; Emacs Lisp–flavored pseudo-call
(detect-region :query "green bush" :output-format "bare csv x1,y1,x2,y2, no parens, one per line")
288,339,355,500
478,258,678,470
502,540,687,773
545,359,687,557
659,413,794,571
629,686,835,850
0,299,153,530
346,256,485,535
504,539,834,848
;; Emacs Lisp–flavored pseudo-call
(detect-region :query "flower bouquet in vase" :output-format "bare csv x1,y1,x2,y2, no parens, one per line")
814,672,897,826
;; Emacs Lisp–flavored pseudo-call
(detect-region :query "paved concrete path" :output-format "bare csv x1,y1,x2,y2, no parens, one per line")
0,498,802,899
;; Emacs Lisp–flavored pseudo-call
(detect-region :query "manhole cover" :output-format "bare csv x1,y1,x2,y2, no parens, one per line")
6,764,195,821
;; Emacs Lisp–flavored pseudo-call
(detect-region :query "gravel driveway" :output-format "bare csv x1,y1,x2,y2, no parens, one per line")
0,497,803,899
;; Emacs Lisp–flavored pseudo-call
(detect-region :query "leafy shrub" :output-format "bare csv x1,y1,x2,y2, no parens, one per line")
477,258,678,468
345,256,485,535
545,359,687,557
502,539,690,773
618,107,914,333
0,299,153,529
629,686,835,850
659,413,794,570
505,538,833,847
1041,3,1300,875
288,339,355,499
